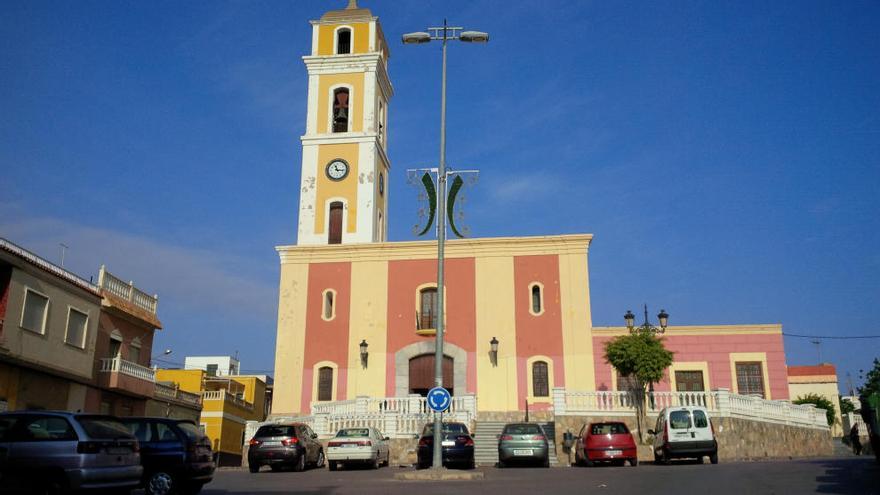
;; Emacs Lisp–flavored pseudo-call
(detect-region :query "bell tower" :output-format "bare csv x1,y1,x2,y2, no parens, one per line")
297,1,393,245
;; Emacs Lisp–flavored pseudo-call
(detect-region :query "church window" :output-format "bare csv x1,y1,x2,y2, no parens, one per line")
532,361,549,397
318,367,333,401
328,201,343,244
418,287,438,330
529,283,544,315
336,28,352,55
322,289,336,320
332,88,350,133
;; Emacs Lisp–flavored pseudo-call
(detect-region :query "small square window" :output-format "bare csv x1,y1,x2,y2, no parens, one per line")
21,288,49,334
65,307,88,348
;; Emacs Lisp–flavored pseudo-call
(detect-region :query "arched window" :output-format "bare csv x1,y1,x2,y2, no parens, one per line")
336,28,352,54
532,361,549,397
419,287,438,330
328,201,343,244
322,290,335,320
531,284,542,314
332,88,350,133
318,366,334,401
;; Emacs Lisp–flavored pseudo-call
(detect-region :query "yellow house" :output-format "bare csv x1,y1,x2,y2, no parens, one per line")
787,364,842,436
156,368,269,466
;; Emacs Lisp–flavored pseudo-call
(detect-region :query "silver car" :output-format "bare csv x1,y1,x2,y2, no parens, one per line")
326,427,390,470
0,411,142,493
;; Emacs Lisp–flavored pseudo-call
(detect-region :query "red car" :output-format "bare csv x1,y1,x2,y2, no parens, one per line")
574,422,638,467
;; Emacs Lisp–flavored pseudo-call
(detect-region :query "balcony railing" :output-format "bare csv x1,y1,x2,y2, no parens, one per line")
98,265,158,314
100,356,156,382
202,389,254,412
154,382,202,407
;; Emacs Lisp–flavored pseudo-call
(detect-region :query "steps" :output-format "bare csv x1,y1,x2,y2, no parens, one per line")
473,421,561,467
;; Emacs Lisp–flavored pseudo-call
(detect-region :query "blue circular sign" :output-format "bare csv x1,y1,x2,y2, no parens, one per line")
427,387,451,412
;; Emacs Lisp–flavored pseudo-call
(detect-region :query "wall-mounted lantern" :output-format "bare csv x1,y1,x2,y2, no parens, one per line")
489,336,499,367
359,339,369,368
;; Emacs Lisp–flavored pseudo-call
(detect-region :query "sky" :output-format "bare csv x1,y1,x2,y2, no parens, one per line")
1,1,878,395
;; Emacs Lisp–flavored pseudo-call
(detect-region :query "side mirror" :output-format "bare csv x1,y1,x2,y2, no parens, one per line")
413,434,419,439
647,429,655,436
311,433,318,439
384,436,390,441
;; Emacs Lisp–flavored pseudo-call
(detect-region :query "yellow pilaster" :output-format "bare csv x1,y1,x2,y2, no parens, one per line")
559,252,595,391
272,262,311,415
475,257,519,411
347,260,388,398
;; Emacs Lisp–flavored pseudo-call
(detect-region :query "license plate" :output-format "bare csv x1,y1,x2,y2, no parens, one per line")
263,441,281,447
343,443,358,448
606,450,622,456
441,440,455,447
513,449,533,456
106,447,130,455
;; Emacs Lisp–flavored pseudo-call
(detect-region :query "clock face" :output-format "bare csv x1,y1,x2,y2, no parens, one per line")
379,172,385,195
326,159,349,181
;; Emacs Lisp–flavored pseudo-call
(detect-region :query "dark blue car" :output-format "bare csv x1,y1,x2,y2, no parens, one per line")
416,422,475,469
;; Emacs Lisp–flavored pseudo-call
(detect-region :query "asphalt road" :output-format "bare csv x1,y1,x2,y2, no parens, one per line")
201,457,879,495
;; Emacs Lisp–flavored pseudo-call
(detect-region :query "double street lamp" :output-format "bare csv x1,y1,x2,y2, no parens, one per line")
625,305,669,335
402,20,488,471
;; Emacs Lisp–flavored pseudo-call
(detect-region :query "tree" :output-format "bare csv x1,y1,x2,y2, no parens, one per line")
840,397,856,416
858,358,880,399
604,332,674,442
793,393,836,427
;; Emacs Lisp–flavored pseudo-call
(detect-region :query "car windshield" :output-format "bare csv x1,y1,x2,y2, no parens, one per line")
76,416,133,439
255,425,296,438
422,423,468,436
504,424,542,435
669,410,693,429
590,423,629,435
176,421,206,442
336,428,370,437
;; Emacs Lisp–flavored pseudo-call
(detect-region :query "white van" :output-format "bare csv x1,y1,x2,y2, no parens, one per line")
649,406,718,464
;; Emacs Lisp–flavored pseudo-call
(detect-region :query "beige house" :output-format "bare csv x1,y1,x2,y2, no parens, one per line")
788,364,842,436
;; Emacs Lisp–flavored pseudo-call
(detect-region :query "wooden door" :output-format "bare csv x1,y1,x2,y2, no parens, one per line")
318,366,333,401
675,370,705,392
408,354,453,396
328,202,343,244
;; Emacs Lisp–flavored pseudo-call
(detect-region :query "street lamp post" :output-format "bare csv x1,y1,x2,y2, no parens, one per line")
624,305,669,408
403,20,488,471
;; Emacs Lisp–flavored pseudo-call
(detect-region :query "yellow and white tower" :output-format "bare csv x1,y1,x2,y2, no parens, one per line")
297,1,393,245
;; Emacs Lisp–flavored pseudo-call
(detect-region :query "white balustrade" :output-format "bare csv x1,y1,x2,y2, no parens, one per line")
100,357,155,382
555,387,828,430
98,265,158,314
154,382,202,407
201,389,254,411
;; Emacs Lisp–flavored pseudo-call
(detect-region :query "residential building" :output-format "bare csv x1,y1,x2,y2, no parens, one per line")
184,356,241,377
0,238,201,420
158,365,269,466
788,363,842,435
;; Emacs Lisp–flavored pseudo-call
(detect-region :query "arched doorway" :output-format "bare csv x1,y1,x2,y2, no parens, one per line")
408,354,453,396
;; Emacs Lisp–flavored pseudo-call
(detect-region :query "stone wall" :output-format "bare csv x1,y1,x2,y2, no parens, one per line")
553,413,832,463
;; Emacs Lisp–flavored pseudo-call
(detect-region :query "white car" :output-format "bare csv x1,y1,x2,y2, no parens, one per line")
326,427,391,470
648,406,718,464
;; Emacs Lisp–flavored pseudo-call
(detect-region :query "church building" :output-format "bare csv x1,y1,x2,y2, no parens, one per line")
270,2,791,420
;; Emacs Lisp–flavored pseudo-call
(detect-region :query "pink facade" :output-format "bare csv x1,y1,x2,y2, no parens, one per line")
593,333,790,400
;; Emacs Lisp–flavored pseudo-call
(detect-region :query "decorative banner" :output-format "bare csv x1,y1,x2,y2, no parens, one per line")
447,175,465,238
407,169,478,238
408,171,437,237
447,173,478,238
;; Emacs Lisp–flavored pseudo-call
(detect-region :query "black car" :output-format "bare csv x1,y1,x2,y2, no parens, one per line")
119,417,214,495
416,422,475,469
247,423,324,473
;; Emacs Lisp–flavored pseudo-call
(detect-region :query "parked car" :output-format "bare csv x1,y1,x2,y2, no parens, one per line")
649,406,718,464
119,417,214,495
416,422,474,470
497,423,549,467
247,423,324,473
573,421,637,467
0,411,142,493
326,427,390,470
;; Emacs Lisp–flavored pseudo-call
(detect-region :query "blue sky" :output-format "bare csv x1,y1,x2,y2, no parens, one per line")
1,1,878,394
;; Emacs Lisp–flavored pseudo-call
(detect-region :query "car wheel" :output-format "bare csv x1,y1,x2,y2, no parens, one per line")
294,453,307,472
584,458,594,467
39,476,65,495
145,471,175,495
329,460,338,471
315,449,325,468
630,457,638,467
181,482,206,495
661,450,671,465
249,464,260,473
372,455,380,470
384,451,391,467
543,456,550,468
710,452,719,465
497,460,506,468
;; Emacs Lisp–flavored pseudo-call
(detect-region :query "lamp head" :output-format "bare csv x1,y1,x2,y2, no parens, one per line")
459,31,489,43
657,309,669,329
624,310,635,330
490,336,499,353
402,32,431,44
